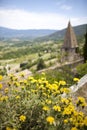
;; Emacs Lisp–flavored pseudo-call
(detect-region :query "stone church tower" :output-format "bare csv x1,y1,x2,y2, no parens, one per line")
61,21,79,61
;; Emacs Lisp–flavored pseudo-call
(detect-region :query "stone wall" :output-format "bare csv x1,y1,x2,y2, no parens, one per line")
70,74,87,114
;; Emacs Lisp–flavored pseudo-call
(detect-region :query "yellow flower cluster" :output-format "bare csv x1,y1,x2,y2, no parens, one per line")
53,105,61,112
59,80,66,86
63,103,75,115
0,73,87,130
76,97,87,107
0,95,8,101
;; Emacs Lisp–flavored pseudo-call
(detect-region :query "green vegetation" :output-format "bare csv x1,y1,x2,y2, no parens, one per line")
37,58,46,70
0,74,87,130
0,25,87,130
77,62,87,77
0,34,86,82
83,32,87,62
0,67,7,75
34,66,75,85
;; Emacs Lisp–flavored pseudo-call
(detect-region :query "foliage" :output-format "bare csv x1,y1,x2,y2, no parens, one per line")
0,68,7,75
83,32,87,63
35,66,74,85
77,62,87,77
37,58,46,70
20,62,30,70
0,73,87,130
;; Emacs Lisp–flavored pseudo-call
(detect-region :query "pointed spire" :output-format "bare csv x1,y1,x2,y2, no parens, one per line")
63,21,78,49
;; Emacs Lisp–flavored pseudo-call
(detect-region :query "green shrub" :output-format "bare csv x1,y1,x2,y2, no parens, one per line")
37,58,46,70
0,68,7,75
77,62,87,77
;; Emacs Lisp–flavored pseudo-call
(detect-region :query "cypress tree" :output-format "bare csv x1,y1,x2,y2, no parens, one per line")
83,26,87,63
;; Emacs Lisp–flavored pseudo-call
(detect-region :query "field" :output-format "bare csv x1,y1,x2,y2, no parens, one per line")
0,39,62,71
0,35,86,83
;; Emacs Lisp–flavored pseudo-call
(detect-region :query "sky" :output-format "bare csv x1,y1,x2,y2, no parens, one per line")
0,0,87,30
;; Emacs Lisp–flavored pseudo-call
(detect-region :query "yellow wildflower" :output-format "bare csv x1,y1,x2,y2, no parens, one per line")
14,82,20,87
20,72,24,77
73,78,80,82
46,116,55,125
6,127,16,130
84,116,87,126
71,127,78,130
19,115,26,122
0,75,3,80
63,88,70,93
5,88,9,93
61,98,69,105
76,97,87,107
53,105,61,112
70,118,73,122
64,119,68,123
16,95,20,99
6,127,12,130
13,75,17,79
1,96,8,101
78,97,85,102
23,80,27,85
52,83,58,90
45,99,52,104
63,104,75,115
0,83,3,89
43,106,50,111
59,80,66,86
28,76,34,81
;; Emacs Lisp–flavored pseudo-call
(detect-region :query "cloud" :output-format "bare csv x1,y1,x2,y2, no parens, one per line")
0,9,68,29
71,17,87,26
56,0,66,6
0,9,87,29
60,5,72,10
56,0,72,10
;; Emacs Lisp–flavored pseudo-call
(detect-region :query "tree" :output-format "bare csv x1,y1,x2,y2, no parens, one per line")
83,29,87,63
37,58,46,70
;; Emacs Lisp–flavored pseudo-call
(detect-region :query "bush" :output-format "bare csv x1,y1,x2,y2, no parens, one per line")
0,68,7,75
77,62,87,77
37,58,46,70
0,73,87,130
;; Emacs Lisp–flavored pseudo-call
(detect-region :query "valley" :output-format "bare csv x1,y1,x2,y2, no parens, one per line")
0,23,87,84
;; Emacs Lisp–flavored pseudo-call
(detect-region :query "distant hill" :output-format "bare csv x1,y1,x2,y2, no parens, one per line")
36,24,87,41
0,24,86,41
0,27,56,40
